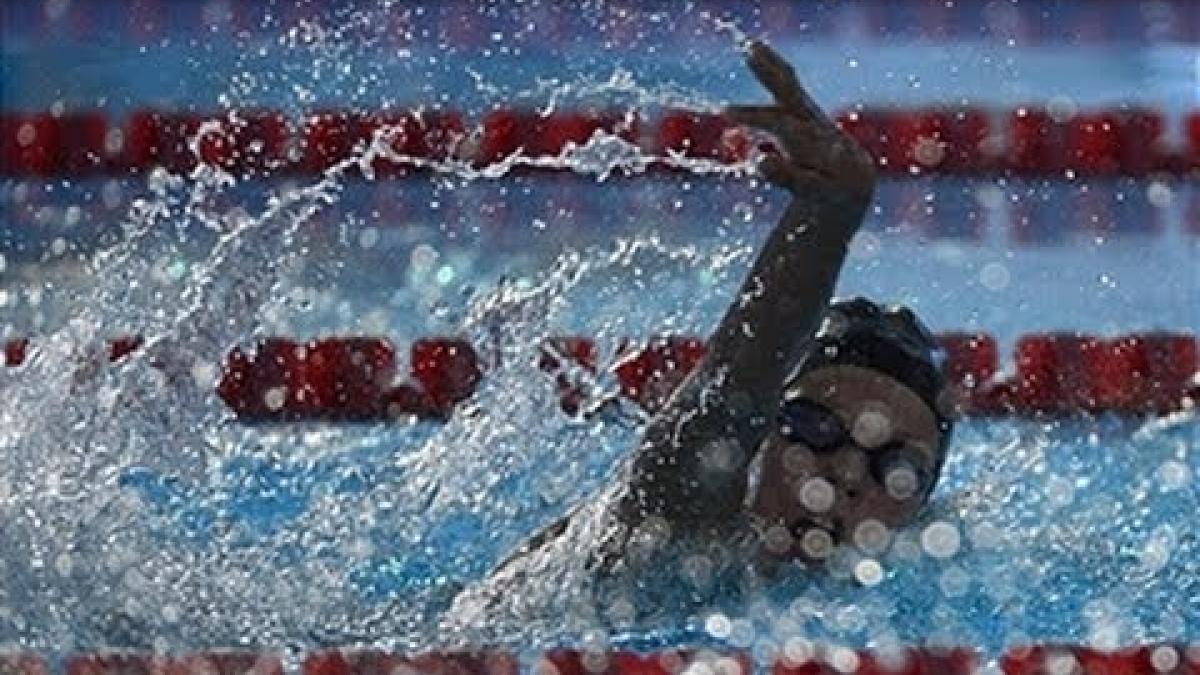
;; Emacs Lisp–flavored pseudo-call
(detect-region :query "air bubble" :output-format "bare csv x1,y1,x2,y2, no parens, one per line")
1044,474,1074,508
884,463,919,500
358,227,379,249
851,407,892,448
1151,645,1180,672
781,637,814,666
763,525,793,555
800,528,834,559
705,612,732,639
826,647,859,674
939,566,971,597
263,386,287,411
921,521,961,559
852,519,892,555
1147,181,1173,208
728,618,756,648
1157,460,1191,491
854,558,884,586
798,477,835,513
979,262,1011,291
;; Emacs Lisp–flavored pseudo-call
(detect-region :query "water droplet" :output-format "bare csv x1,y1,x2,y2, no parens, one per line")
852,519,892,555
884,463,919,500
827,647,859,674
854,558,884,586
1150,646,1180,672
800,528,834,559
1147,181,1173,208
1157,460,1191,491
851,407,892,448
797,477,835,513
263,386,286,412
358,227,379,249
979,262,1010,291
763,525,793,555
705,612,732,639
921,521,961,559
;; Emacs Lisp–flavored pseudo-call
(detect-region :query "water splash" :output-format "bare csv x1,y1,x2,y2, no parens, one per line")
0,0,1196,661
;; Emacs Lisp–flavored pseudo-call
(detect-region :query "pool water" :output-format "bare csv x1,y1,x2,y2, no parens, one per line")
1,187,1195,656
0,0,1198,663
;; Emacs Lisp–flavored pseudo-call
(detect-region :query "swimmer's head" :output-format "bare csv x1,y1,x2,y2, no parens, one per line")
750,297,953,562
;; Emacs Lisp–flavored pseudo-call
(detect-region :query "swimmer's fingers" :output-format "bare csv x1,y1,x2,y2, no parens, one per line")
726,105,831,190
745,41,827,124
725,104,823,155
759,151,825,193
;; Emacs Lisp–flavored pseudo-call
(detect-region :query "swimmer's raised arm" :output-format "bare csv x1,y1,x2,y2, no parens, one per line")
709,41,875,410
616,42,876,530
471,44,879,586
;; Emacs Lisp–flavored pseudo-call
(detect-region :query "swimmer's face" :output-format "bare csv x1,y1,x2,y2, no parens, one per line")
750,365,942,563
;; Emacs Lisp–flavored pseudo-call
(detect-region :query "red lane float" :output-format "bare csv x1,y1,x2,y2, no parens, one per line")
121,108,462,177
1000,643,1200,675
837,111,891,169
2,332,1197,419
363,111,464,177
303,650,517,675
1000,332,1199,415
0,113,62,176
1188,111,1200,172
537,649,751,675
1007,108,1069,175
937,332,999,391
66,653,282,675
480,110,638,166
773,646,976,675
849,108,997,175
195,111,291,177
1009,106,1170,176
1140,332,1200,413
658,112,748,164
0,654,48,675
3,106,1200,177
4,339,29,366
297,112,362,175
1114,108,1167,177
60,112,117,175
410,337,482,416
123,111,206,174
217,337,399,420
1066,113,1121,176
11,646,1200,675
613,336,707,412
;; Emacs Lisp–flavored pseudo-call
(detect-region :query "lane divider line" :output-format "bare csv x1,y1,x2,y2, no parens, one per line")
3,106,1199,178
3,644,1198,675
2,332,1196,420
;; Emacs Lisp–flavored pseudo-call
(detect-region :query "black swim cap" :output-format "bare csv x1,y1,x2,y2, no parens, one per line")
783,297,954,484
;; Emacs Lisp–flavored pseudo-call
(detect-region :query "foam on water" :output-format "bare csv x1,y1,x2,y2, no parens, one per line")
0,0,1196,660
0,0,760,653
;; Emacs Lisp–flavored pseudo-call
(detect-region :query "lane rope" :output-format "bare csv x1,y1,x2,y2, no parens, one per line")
3,642,1199,675
3,107,1199,178
3,332,1196,420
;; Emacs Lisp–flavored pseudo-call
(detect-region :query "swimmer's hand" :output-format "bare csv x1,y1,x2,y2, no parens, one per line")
726,41,875,205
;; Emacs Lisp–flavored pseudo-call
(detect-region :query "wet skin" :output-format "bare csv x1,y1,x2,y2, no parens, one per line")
748,365,941,562
449,42,929,626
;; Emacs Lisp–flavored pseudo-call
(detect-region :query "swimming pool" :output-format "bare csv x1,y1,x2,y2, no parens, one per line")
1,0,1199,672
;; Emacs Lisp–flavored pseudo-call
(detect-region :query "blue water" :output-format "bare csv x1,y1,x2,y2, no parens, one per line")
111,389,1200,655
78,177,1197,653
2,0,1199,660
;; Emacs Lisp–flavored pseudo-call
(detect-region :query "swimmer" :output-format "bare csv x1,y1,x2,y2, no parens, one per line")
446,41,953,628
